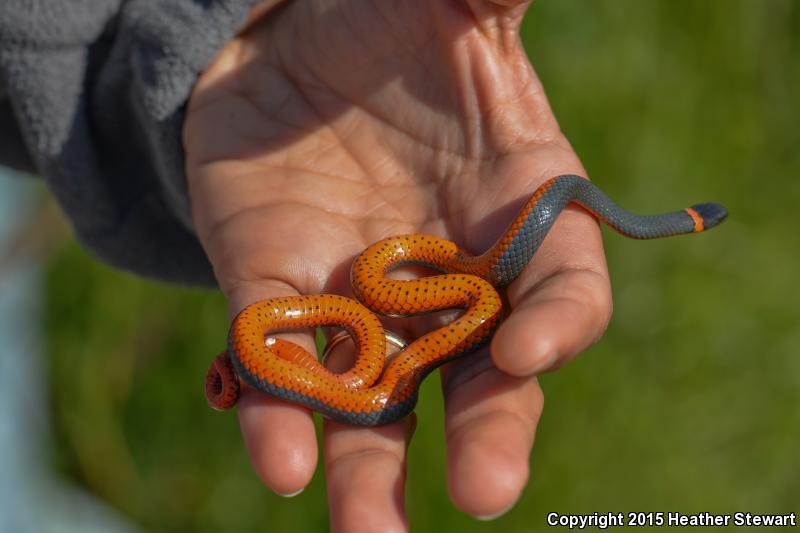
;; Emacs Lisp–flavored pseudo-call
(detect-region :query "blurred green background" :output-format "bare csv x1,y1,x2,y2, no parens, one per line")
40,0,798,531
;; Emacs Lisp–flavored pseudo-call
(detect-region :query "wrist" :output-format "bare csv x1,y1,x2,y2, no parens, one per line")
187,0,288,115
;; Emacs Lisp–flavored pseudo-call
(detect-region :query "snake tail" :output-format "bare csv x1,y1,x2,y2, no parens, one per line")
484,175,728,285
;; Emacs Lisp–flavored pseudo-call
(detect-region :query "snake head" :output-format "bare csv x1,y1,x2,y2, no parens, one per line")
690,202,728,230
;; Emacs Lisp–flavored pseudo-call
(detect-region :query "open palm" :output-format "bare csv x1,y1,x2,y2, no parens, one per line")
184,1,611,529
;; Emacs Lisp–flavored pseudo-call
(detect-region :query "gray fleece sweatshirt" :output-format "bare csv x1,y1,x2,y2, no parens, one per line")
0,1,261,285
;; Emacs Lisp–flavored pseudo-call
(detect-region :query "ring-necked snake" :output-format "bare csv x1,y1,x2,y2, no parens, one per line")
205,174,727,426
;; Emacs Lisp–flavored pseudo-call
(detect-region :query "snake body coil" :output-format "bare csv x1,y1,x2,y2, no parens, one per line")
205,175,727,426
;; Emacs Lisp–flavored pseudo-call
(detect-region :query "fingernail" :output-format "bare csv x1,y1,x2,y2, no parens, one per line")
473,502,515,521
276,487,305,498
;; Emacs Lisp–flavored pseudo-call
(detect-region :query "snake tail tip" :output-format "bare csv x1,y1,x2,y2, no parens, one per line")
690,202,728,230
205,351,240,411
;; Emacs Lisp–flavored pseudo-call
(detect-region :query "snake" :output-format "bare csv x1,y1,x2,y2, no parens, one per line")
204,174,727,426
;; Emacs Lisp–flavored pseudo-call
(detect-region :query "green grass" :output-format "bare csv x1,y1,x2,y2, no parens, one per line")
45,1,799,531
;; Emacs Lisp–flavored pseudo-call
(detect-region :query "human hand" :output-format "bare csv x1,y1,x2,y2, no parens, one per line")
184,1,612,530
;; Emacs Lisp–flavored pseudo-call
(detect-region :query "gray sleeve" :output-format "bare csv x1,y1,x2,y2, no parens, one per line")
0,0,260,285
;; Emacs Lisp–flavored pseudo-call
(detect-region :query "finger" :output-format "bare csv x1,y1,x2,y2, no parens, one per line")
441,352,543,519
319,331,414,533
226,280,319,497
493,265,612,376
490,204,613,376
324,417,415,533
